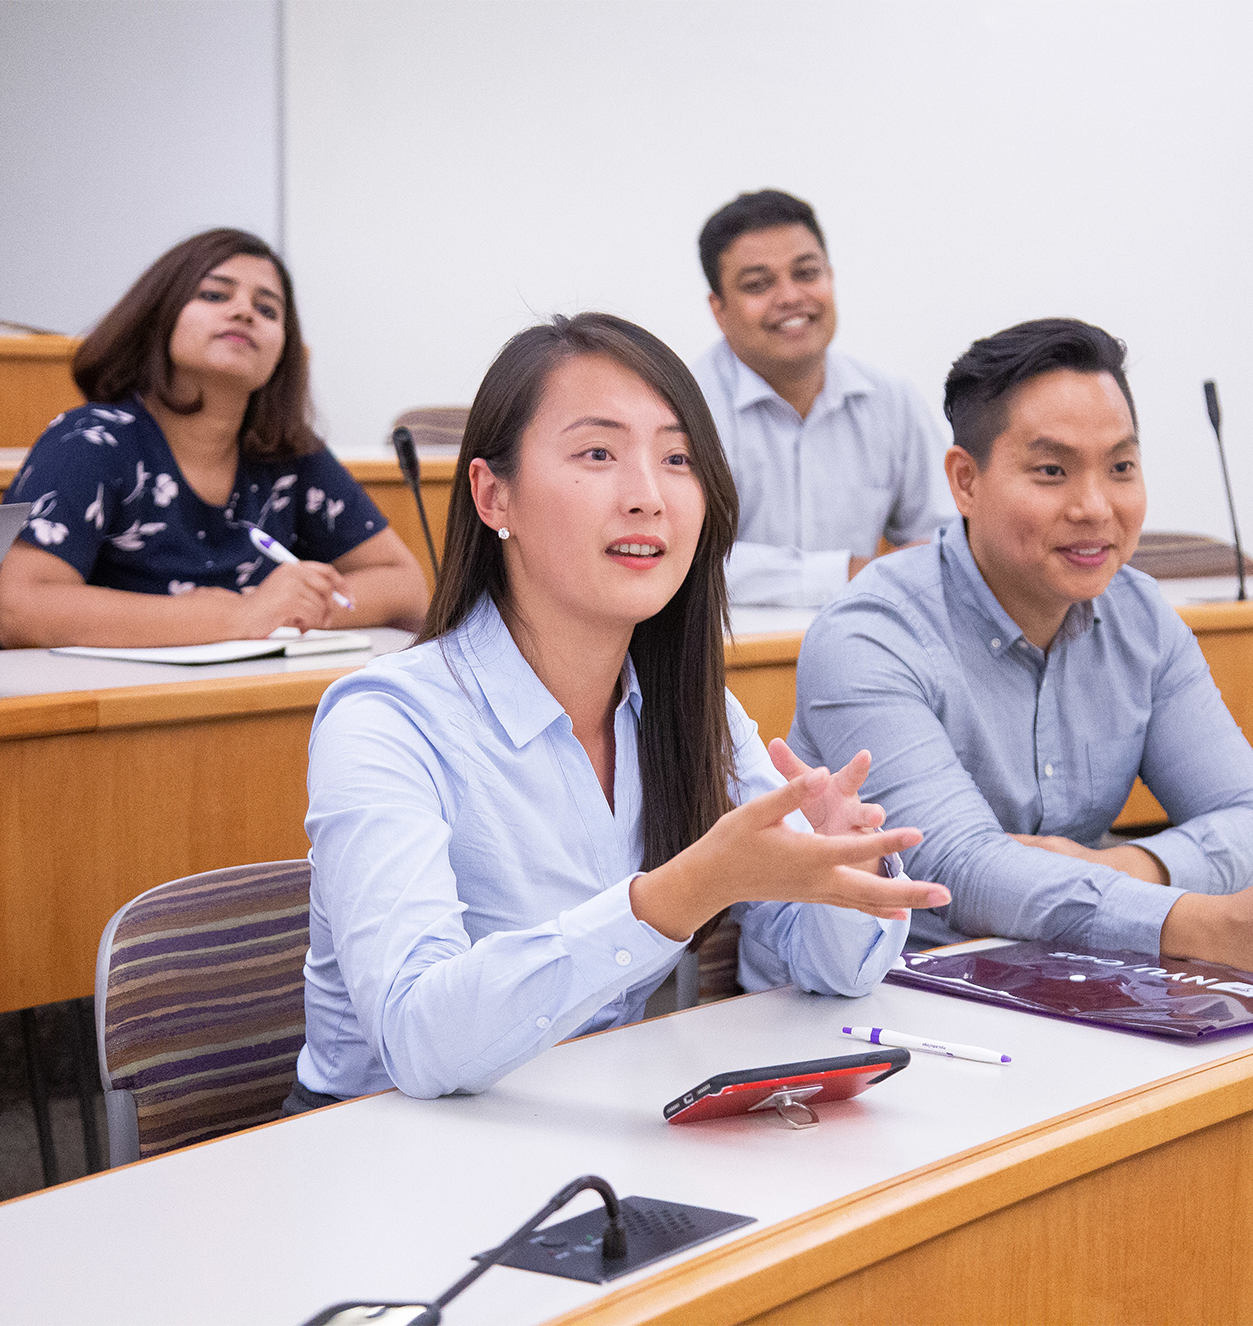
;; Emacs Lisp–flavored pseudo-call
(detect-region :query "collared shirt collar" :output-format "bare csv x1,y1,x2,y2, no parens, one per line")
726,341,875,420
457,595,643,748
939,519,1096,660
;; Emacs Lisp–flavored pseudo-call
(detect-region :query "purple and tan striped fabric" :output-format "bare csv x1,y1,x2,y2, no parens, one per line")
101,860,311,1159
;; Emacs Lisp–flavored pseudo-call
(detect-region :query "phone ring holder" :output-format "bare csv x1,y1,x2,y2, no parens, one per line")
748,1085,822,1129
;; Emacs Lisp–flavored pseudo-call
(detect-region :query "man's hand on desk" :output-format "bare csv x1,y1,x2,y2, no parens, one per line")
1009,833,1170,885
1160,887,1253,971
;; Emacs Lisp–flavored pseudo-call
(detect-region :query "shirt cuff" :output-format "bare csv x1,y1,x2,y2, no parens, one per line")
801,549,853,605
561,874,686,989
1090,874,1186,955
1124,828,1208,891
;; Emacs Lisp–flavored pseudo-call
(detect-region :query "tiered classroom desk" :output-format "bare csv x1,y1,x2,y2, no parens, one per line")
0,956,1250,1324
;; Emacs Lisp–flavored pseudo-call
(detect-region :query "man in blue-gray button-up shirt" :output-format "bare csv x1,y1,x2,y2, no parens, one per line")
792,317,1253,969
691,190,951,607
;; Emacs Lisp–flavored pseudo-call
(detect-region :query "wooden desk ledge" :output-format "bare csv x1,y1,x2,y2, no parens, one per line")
548,1046,1253,1326
723,631,805,669
0,667,359,741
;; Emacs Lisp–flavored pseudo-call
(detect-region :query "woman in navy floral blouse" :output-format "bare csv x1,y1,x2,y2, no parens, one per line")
0,228,428,647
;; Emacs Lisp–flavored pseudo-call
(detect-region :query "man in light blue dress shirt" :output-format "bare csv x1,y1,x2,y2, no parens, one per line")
792,318,1253,969
690,190,951,607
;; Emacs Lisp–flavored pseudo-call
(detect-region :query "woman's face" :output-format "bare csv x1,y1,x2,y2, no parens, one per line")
167,254,287,395
473,353,706,639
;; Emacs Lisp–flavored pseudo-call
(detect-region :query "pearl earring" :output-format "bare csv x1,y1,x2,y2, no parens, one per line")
498,527,510,541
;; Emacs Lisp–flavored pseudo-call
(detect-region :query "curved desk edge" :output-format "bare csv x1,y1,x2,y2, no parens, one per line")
0,667,358,740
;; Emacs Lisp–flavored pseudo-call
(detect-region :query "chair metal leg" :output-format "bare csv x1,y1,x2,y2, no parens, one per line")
18,1008,59,1188
73,998,103,1174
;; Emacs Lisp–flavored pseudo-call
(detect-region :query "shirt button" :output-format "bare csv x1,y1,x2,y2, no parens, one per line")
535,1016,551,1030
614,949,632,967
990,638,1001,649
1018,640,1029,649
1044,763,1054,777
197,530,206,540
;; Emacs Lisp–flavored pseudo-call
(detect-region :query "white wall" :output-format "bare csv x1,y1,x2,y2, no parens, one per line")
285,0,1253,543
0,0,281,337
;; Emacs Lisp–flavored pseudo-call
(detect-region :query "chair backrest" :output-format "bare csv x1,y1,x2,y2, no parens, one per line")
388,405,470,450
95,860,311,1166
1128,531,1253,579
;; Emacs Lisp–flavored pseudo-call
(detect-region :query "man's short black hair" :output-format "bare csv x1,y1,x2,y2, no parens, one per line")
699,189,826,297
944,318,1138,467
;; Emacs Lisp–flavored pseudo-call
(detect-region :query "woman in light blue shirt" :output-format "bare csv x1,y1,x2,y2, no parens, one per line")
291,314,947,1105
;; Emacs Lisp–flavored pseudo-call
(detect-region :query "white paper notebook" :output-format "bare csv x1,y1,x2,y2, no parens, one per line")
51,628,374,665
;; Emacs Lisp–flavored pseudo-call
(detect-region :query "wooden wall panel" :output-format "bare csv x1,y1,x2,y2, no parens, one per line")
0,336,85,452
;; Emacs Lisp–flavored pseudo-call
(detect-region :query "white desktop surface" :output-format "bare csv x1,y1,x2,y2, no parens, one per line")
727,604,818,637
0,627,413,698
726,577,1247,638
1153,574,1244,605
2,980,1249,1326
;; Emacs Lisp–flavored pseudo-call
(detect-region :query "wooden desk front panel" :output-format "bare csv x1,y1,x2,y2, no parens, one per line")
0,707,313,1012
747,1111,1252,1326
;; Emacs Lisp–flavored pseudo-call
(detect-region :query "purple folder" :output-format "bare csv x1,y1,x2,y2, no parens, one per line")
885,941,1253,1039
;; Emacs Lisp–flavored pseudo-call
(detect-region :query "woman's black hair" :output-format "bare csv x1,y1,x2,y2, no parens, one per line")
72,227,320,461
422,312,740,949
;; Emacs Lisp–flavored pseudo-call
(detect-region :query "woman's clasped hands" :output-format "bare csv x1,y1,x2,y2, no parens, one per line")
630,740,950,942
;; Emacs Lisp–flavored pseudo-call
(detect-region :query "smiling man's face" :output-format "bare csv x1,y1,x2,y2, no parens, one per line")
947,368,1147,649
709,223,836,389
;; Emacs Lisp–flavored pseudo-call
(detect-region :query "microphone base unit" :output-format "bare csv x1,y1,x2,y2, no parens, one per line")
474,1195,755,1284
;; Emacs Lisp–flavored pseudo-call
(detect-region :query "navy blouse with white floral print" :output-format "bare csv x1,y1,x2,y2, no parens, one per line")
2,399,387,596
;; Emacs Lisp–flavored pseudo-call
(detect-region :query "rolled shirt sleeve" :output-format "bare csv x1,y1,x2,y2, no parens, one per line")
1123,605,1253,892
726,542,853,608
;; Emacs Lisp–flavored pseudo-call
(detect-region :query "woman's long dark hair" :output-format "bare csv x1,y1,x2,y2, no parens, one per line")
422,313,740,949
72,228,320,461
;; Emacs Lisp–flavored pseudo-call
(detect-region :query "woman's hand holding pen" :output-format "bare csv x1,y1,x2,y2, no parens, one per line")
629,762,950,943
195,560,354,638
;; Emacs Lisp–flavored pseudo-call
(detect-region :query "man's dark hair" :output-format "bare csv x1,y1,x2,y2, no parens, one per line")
944,318,1137,467
698,189,826,297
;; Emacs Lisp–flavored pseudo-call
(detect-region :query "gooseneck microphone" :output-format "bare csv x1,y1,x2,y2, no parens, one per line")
391,426,442,577
402,1174,627,1324
1203,380,1247,601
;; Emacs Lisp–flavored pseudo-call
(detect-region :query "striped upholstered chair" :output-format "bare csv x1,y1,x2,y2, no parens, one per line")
94,860,311,1166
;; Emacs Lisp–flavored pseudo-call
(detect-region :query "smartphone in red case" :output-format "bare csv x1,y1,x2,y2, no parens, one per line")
663,1049,910,1124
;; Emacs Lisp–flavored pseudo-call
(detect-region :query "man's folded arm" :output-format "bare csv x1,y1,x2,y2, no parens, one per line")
1128,622,1253,894
791,610,1181,953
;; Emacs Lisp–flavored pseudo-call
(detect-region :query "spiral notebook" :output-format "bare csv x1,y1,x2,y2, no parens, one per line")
887,939,1253,1039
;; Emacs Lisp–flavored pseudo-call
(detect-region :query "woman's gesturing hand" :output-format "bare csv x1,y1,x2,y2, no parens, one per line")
630,766,950,942
768,738,884,838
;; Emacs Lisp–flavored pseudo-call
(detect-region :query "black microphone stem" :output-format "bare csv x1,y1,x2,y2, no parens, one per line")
1203,380,1246,602
411,1174,627,1323
391,426,441,578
